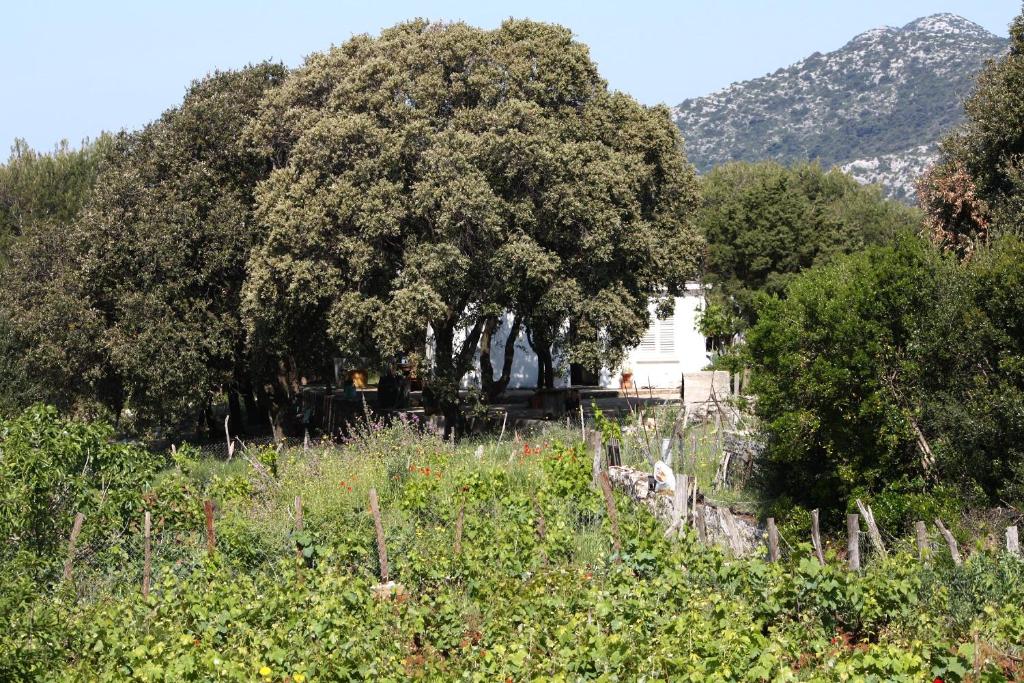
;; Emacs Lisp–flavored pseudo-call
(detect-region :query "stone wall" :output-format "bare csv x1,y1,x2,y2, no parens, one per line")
720,430,765,489
606,465,764,557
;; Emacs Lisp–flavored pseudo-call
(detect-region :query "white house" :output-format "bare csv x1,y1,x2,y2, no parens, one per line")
461,282,711,390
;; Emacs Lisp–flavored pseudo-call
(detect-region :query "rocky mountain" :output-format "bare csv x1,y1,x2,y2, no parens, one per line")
672,14,1008,202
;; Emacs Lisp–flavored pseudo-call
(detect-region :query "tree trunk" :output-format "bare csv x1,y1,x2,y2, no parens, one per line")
254,381,273,432
238,376,261,428
538,343,554,390
526,326,555,390
496,316,521,397
227,389,243,438
241,385,260,428
204,400,218,441
427,313,487,438
480,315,498,399
269,358,300,443
429,323,460,438
480,314,521,401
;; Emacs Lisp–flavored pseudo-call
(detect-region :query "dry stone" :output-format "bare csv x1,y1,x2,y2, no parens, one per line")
607,465,764,556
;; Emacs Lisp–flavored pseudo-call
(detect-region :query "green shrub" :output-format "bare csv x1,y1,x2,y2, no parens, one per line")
749,234,1024,514
2,416,1023,680
0,404,162,562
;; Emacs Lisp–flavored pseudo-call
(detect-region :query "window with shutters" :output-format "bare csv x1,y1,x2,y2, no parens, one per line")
658,315,675,353
639,327,656,352
638,315,675,356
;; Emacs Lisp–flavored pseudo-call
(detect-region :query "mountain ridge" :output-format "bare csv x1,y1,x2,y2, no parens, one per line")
672,13,1009,201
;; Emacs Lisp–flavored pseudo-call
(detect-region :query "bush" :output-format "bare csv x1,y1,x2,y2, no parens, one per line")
1,418,1023,680
0,404,162,563
747,235,944,514
748,233,1024,514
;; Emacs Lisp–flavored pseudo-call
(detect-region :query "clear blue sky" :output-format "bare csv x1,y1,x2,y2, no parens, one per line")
3,1,1020,151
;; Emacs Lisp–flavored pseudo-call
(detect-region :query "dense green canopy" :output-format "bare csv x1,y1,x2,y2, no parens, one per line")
0,21,702,433
695,161,921,327
0,137,108,266
749,234,1024,518
0,64,288,431
0,138,110,416
244,20,702,417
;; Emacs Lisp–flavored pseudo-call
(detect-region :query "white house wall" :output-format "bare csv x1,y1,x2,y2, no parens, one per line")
459,283,710,391
460,314,570,390
618,285,710,389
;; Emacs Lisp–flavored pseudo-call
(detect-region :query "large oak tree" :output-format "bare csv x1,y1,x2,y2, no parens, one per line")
244,20,702,425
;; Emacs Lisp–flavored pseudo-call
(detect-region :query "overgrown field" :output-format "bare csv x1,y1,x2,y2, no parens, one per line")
2,407,1023,681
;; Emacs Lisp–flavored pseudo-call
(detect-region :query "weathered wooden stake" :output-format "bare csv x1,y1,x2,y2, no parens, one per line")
810,509,825,565
63,512,85,583
665,475,688,540
1005,525,1019,557
597,472,622,562
915,520,929,561
847,513,860,571
855,499,887,559
720,507,743,555
454,502,465,555
532,496,548,566
935,518,962,566
767,517,780,563
690,478,698,526
678,474,690,526
533,496,547,541
589,430,603,487
142,511,152,598
368,488,389,581
204,499,216,554
695,503,707,543
293,495,305,563
224,415,235,461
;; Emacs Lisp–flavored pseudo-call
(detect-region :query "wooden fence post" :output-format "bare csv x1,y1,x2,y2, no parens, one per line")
665,475,688,540
63,512,85,583
810,509,825,565
720,507,743,556
293,495,305,564
532,495,548,566
847,513,860,571
589,430,603,488
915,521,929,561
766,517,780,563
690,479,699,526
597,472,622,562
142,511,152,598
368,488,389,582
203,500,216,555
533,496,547,541
1006,525,1019,557
855,499,887,559
935,518,962,566
454,502,465,556
695,504,707,544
